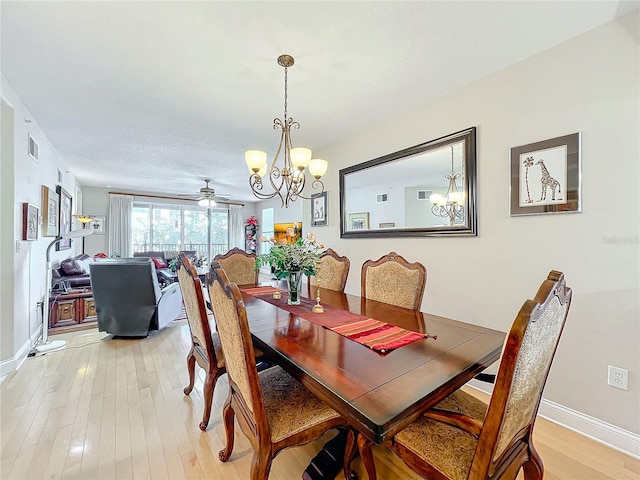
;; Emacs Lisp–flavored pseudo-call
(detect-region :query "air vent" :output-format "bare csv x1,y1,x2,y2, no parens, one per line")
376,193,388,203
417,190,432,200
28,134,38,161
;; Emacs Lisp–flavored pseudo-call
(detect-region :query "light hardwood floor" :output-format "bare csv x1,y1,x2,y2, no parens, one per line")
1,320,638,480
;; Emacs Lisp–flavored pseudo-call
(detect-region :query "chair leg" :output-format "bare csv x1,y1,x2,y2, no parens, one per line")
343,428,357,480
199,371,218,431
183,348,196,395
250,449,273,480
218,395,235,462
357,433,377,480
523,443,544,480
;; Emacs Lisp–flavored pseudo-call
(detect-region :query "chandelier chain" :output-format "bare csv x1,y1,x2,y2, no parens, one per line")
283,66,288,121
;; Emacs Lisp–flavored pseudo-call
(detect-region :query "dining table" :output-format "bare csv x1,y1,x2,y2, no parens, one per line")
239,283,506,474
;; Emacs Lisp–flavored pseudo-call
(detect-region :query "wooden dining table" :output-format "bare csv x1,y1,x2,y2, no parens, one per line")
240,284,505,464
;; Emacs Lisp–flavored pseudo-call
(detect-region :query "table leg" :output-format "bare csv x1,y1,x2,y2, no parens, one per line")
357,433,377,480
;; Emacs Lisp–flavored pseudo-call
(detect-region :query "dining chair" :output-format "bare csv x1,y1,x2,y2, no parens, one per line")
177,253,269,431
361,251,426,310
309,248,350,292
358,270,572,480
208,261,356,480
213,247,258,285
176,253,224,431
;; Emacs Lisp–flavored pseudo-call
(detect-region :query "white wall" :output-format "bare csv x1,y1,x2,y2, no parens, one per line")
82,187,110,255
1,76,84,373
306,13,640,436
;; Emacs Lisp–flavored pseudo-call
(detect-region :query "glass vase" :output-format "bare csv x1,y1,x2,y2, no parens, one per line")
287,271,303,305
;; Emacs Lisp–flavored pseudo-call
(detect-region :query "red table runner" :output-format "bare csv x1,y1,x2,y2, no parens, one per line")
241,286,429,353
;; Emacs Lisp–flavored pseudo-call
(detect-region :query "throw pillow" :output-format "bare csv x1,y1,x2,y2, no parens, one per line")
151,257,168,269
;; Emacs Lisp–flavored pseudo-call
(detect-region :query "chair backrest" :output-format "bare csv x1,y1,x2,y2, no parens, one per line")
361,251,426,310
310,248,350,292
89,257,162,335
133,251,165,259
179,250,197,260
177,253,215,361
472,271,572,478
207,261,269,439
213,247,258,285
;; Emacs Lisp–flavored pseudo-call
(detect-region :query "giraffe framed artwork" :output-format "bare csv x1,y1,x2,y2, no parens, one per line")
510,132,581,216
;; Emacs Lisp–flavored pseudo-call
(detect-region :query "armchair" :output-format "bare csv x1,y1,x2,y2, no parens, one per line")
89,257,183,337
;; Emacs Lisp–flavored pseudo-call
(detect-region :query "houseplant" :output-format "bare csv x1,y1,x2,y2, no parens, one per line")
256,229,324,305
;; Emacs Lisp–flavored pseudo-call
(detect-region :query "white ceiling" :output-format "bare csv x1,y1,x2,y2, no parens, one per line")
2,1,636,203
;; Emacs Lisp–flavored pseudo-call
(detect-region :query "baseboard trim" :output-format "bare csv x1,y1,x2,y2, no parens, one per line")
0,326,41,377
468,379,640,460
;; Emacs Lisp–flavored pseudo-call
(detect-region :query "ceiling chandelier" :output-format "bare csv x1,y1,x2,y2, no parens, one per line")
245,54,327,207
430,145,464,226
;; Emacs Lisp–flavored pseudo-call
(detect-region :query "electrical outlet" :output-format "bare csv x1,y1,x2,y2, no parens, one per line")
608,365,629,391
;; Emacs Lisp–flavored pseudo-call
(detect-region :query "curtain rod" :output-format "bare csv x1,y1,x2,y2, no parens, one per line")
108,191,245,207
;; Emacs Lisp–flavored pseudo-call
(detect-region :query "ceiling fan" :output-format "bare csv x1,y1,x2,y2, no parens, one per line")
179,179,232,206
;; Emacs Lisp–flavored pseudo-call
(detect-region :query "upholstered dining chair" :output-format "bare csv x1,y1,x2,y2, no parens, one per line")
208,261,355,480
176,253,224,431
178,253,268,431
213,247,258,286
358,270,572,480
309,248,350,292
361,251,426,310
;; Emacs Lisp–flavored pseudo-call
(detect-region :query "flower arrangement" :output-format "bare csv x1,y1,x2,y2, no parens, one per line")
246,215,258,226
256,229,324,278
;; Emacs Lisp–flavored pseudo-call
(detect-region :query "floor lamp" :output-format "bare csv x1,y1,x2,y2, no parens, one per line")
36,229,94,354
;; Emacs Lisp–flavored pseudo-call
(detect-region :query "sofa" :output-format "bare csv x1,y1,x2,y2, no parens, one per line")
52,254,93,290
133,250,198,286
89,257,183,336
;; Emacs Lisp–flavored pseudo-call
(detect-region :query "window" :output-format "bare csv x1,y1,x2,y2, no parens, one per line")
260,207,274,255
132,202,229,261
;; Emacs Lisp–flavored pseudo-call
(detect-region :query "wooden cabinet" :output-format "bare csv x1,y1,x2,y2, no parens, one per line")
245,224,258,254
49,289,98,334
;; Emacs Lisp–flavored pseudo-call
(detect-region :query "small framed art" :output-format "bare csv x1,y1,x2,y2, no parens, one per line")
56,186,72,250
311,192,328,227
41,186,59,237
348,212,370,231
90,215,106,235
510,132,581,216
22,203,39,240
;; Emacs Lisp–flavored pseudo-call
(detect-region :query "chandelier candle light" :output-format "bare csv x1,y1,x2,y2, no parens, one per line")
245,54,328,208
430,145,465,226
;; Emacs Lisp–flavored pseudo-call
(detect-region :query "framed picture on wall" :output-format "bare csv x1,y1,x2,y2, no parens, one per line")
56,186,72,250
510,132,581,216
22,203,39,241
41,186,59,237
348,212,370,231
90,215,106,235
274,222,301,244
311,192,328,227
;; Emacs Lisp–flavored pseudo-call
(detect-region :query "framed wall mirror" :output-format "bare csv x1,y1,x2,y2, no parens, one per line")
340,127,477,238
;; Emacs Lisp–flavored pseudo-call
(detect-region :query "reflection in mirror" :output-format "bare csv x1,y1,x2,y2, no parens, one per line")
340,127,477,237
